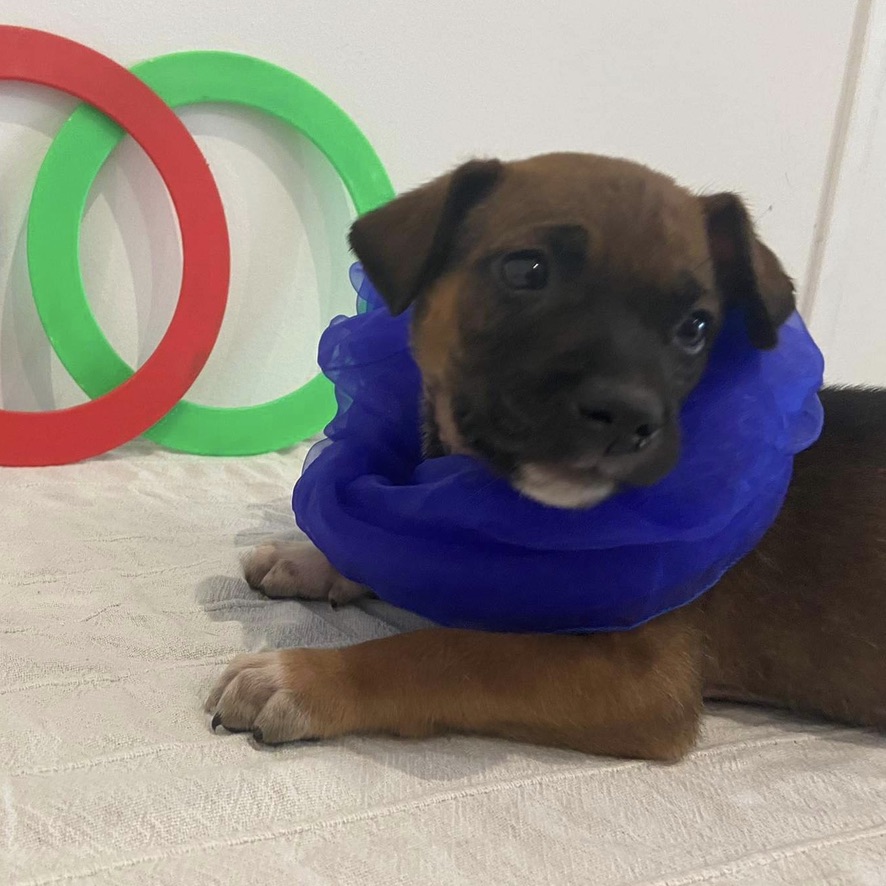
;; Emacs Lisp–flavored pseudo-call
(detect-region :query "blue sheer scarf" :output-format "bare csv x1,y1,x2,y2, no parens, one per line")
293,265,824,633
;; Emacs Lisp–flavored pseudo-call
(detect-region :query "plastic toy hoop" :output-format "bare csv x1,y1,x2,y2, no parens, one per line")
27,50,396,456
0,26,230,467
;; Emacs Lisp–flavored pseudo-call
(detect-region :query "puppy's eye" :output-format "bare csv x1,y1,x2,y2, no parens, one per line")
674,310,713,355
500,250,548,291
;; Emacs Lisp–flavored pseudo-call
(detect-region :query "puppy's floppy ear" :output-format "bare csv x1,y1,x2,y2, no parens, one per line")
701,192,795,349
349,159,503,315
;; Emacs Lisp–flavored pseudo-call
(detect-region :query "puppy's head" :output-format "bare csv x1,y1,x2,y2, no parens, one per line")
350,153,795,509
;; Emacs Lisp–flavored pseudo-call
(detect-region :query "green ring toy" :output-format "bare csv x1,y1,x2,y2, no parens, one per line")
28,51,394,455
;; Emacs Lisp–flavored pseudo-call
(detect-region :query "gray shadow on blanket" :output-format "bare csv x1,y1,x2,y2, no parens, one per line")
200,493,435,647
197,572,433,652
208,497,436,649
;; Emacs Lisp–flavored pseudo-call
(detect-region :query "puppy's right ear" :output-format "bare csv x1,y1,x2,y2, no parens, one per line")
349,159,503,315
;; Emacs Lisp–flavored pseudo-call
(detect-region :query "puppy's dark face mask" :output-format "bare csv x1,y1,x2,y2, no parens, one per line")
350,154,795,508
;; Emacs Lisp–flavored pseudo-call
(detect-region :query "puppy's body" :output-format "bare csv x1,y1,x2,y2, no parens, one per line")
207,155,885,759
705,386,886,729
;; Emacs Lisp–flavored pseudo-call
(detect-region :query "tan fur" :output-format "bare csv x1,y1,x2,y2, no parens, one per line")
411,276,468,453
411,275,464,387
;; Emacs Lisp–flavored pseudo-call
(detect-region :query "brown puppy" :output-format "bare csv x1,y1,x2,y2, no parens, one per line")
206,154,886,760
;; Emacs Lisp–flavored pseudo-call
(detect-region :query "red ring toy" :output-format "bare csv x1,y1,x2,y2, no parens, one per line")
0,27,230,466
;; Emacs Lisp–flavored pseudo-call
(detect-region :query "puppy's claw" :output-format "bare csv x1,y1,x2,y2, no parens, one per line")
252,728,264,743
211,712,222,732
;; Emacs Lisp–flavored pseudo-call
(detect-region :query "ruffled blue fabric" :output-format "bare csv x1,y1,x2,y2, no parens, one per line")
293,264,824,633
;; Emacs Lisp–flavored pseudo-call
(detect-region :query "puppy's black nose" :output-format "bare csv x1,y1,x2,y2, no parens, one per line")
573,381,664,456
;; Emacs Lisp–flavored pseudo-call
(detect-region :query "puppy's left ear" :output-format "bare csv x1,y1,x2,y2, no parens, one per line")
701,193,795,348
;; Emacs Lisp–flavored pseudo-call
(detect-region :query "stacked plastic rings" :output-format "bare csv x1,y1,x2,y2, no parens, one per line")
0,26,394,467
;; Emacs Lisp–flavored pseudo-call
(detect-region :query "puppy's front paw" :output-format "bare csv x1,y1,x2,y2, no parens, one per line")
242,541,367,606
205,649,351,744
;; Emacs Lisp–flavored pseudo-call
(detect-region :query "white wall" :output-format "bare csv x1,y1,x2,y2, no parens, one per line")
0,1,859,413
807,0,886,386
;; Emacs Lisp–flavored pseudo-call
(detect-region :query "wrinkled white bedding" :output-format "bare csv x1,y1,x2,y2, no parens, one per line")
3,441,885,885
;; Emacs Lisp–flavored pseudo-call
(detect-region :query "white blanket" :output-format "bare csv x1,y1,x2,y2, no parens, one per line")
3,442,885,884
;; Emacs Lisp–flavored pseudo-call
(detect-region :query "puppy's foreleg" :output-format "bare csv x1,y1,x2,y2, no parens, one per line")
206,610,703,760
